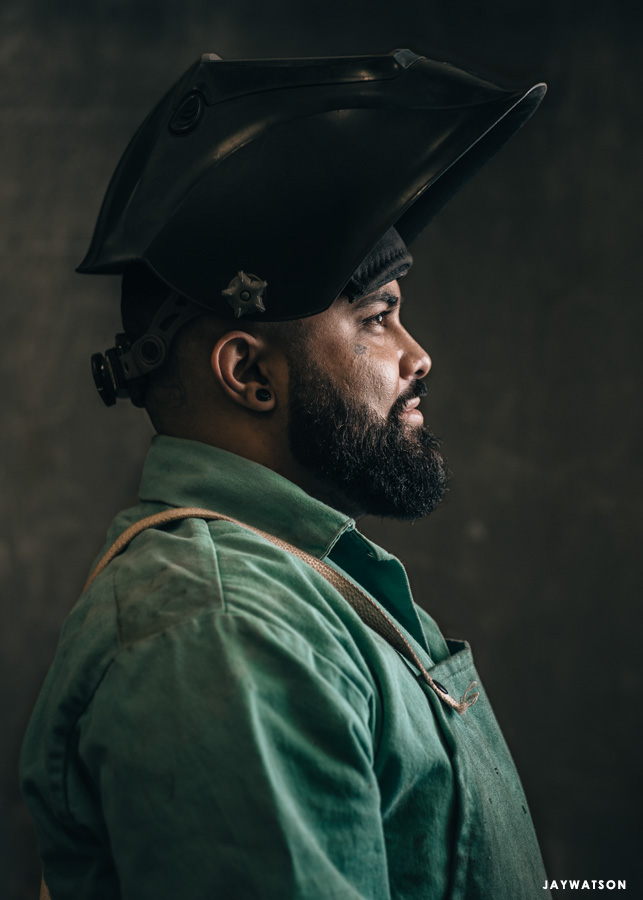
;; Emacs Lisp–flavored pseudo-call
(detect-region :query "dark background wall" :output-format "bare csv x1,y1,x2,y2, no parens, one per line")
2,1,641,897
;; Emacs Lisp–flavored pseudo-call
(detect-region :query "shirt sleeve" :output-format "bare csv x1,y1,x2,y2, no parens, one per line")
74,608,391,900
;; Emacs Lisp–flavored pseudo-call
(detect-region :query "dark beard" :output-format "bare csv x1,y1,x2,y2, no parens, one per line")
287,359,448,520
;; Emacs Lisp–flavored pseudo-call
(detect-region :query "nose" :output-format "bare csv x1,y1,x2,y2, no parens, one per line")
400,330,432,380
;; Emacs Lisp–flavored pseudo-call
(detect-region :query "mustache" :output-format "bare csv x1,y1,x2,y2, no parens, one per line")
389,379,428,418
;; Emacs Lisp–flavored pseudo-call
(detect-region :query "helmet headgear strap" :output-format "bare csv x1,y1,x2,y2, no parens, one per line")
91,291,204,407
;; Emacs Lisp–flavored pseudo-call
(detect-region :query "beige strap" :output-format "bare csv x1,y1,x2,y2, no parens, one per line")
85,507,478,714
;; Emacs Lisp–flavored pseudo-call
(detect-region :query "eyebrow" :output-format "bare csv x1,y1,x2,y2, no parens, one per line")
350,290,403,312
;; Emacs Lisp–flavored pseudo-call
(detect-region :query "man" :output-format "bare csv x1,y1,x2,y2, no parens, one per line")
21,51,549,899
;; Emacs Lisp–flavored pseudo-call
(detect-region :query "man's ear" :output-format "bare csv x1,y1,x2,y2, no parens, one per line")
210,331,277,411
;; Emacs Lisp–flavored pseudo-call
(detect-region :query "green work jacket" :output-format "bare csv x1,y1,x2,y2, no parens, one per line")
21,436,550,900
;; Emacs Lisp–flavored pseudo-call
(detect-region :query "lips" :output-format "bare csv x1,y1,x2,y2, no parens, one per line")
391,380,427,423
400,396,424,425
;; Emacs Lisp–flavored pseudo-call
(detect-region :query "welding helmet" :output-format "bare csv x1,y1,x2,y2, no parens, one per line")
81,49,545,403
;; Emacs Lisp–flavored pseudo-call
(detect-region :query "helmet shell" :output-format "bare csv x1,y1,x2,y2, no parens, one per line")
78,50,546,320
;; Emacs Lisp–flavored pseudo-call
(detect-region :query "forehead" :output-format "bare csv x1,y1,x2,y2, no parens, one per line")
287,279,401,350
330,279,402,317
305,279,402,331
269,279,403,352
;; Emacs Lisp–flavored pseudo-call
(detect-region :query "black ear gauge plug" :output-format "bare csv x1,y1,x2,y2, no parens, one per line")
256,388,272,402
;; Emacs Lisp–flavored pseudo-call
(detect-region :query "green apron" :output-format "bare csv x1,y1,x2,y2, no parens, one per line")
423,640,550,900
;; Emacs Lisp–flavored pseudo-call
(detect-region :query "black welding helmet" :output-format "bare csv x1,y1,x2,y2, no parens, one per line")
78,49,546,322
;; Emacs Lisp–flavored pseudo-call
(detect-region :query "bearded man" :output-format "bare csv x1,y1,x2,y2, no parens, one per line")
21,50,550,900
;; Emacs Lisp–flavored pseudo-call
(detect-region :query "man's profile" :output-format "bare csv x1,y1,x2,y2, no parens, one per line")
20,50,549,899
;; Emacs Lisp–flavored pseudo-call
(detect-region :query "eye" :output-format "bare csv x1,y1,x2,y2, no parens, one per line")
364,309,392,328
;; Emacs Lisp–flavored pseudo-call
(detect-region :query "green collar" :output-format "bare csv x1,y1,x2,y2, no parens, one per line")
139,435,355,560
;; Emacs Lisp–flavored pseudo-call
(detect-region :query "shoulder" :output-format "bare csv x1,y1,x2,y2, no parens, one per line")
21,514,378,830
90,515,378,732
84,513,374,698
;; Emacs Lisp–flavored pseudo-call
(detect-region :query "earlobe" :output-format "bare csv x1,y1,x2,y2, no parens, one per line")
211,331,276,411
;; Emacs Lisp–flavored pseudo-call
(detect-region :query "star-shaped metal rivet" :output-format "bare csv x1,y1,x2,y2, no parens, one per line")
222,271,268,318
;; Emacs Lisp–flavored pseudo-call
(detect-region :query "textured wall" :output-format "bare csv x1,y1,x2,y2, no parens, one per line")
2,1,641,897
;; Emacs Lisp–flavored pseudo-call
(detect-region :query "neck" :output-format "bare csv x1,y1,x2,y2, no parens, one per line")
159,417,365,520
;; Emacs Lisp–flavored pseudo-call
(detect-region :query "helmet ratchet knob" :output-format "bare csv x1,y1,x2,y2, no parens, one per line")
91,352,117,407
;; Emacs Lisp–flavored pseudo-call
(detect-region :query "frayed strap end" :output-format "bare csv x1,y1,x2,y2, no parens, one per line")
427,677,479,715
459,680,480,712
443,680,480,715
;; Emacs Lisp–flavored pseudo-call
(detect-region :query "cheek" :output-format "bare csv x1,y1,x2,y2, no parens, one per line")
309,315,398,405
346,350,398,409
